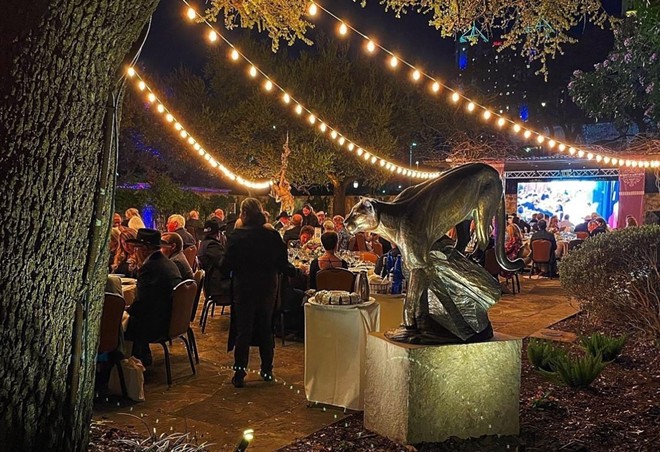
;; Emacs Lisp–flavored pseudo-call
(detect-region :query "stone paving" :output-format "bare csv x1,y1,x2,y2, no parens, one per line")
93,277,578,451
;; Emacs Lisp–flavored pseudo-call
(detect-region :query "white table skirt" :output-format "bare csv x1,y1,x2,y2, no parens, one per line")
304,302,380,410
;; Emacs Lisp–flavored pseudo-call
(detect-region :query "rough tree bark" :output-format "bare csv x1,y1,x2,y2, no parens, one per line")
0,1,158,450
329,175,351,216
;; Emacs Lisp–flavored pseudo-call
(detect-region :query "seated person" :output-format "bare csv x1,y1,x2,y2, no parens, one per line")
111,228,138,277
289,225,316,250
375,243,400,277
167,214,196,249
197,220,231,298
590,217,608,237
274,211,291,231
308,232,349,290
123,229,182,366
530,219,557,275
161,232,193,280
283,214,303,245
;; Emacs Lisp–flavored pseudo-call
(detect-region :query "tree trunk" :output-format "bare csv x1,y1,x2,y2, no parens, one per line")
0,1,158,450
330,176,351,216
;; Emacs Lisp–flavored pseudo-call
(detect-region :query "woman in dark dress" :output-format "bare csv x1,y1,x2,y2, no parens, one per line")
219,198,292,387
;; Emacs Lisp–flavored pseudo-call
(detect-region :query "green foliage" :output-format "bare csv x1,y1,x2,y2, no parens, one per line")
580,333,627,363
560,225,660,338
569,3,659,133
527,338,566,372
549,353,607,389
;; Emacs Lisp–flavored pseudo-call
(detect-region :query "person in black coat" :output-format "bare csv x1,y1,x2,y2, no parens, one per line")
197,220,231,298
282,214,303,245
530,220,557,276
167,214,196,249
186,210,205,243
298,203,320,228
219,198,292,387
124,229,182,365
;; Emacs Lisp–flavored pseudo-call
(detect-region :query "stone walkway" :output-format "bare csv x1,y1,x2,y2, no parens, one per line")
93,278,578,451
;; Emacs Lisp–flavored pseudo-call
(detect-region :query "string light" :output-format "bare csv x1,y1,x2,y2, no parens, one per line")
127,67,272,190
186,7,196,20
282,93,290,104
264,80,273,91
249,66,257,78
308,2,318,16
231,49,239,60
208,30,217,42
299,0,658,168
295,104,303,115
451,92,460,103
467,102,475,112
339,23,348,35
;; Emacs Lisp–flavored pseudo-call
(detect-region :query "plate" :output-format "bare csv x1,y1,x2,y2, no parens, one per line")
308,297,375,308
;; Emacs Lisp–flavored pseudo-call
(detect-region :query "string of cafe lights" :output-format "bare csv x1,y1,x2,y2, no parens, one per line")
306,1,660,169
182,0,442,180
126,68,273,190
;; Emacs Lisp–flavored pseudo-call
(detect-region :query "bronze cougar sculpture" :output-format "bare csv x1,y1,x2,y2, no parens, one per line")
345,163,524,342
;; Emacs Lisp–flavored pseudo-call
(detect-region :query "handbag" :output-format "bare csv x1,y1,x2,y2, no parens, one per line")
108,356,146,401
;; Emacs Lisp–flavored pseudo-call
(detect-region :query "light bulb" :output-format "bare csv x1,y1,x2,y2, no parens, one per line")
537,135,545,144
208,30,217,42
548,139,556,148
166,113,174,122
331,130,337,139
432,82,440,93
175,123,182,131
187,137,195,145
380,160,385,166
366,40,376,53
147,93,156,103
198,148,204,156
603,156,610,164
308,114,316,124
389,56,398,68
497,118,505,127
338,137,345,145
523,130,531,139
127,67,135,77
451,92,460,103
371,156,377,163
577,150,585,158
347,143,355,151
193,143,200,151
513,124,521,133
589,153,596,160
231,49,239,60
180,130,187,138
483,110,491,120
396,167,402,174
467,102,475,112
282,93,290,104
611,158,618,165
295,104,303,115
264,80,273,91
385,162,391,169
308,3,318,16
157,104,165,113
558,144,566,152
356,148,363,156
319,123,327,132
249,66,257,77
187,8,196,20
339,23,348,35
412,70,421,81
569,147,576,155
138,81,146,91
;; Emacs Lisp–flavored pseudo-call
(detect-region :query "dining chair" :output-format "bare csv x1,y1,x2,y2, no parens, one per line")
99,293,128,398
484,248,520,294
187,270,205,363
183,246,198,271
316,268,355,291
359,251,379,264
200,272,233,334
530,240,554,279
151,280,197,386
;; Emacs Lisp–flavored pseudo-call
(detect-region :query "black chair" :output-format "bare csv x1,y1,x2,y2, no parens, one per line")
188,270,205,364
99,293,128,398
151,280,197,386
200,272,233,334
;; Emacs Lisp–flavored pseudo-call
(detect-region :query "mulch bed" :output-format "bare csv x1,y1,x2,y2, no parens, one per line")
90,312,659,451
280,313,660,451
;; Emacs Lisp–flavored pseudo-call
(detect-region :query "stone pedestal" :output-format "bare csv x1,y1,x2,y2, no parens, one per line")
364,332,521,444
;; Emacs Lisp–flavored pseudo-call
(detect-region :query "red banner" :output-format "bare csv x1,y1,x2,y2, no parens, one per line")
617,168,646,229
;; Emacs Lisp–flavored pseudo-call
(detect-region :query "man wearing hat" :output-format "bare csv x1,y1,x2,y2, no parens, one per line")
124,228,182,366
273,211,290,231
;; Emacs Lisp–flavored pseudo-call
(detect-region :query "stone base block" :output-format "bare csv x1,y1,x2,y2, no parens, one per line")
364,332,521,444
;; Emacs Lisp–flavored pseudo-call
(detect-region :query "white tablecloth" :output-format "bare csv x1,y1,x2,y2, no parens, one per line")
304,301,380,410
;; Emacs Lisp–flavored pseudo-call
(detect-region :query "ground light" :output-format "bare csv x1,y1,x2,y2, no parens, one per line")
235,428,254,451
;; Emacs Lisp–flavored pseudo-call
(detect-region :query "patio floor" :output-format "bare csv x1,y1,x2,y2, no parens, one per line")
93,277,579,451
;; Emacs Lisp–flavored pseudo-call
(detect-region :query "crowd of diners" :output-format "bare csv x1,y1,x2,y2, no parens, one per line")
105,202,640,389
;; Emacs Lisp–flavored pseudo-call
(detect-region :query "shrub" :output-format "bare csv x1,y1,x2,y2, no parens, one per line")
560,225,660,339
580,333,627,362
527,339,566,372
549,353,607,388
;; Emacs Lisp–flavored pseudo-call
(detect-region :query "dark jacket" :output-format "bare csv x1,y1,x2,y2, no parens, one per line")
574,221,590,233
219,226,291,351
198,236,231,297
298,212,319,228
282,225,302,245
171,250,193,281
186,218,205,242
589,226,607,237
126,251,182,341
176,227,197,249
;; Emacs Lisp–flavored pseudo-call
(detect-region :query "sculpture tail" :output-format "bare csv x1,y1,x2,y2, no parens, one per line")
496,193,525,272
